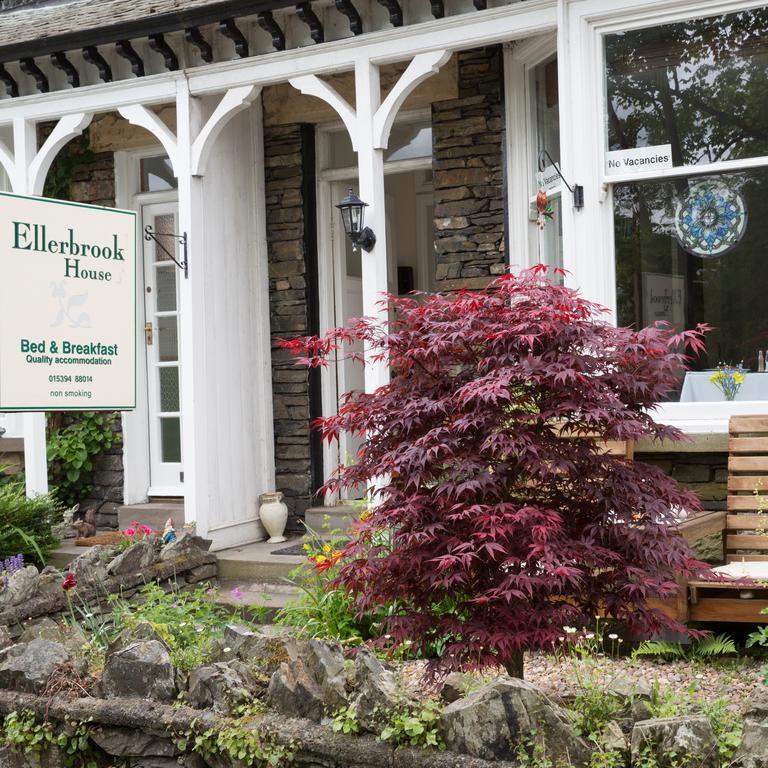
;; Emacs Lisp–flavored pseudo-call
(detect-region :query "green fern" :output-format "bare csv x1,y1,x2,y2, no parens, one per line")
691,633,737,659
634,634,736,661
633,640,685,659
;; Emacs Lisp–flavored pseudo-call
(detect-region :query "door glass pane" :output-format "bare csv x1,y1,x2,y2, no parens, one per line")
159,367,180,412
385,123,432,162
158,317,178,362
160,417,182,463
605,8,768,167
614,168,768,401
153,214,177,262
532,56,560,181
155,266,176,312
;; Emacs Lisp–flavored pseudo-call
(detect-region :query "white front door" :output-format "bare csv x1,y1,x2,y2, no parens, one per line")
142,202,183,495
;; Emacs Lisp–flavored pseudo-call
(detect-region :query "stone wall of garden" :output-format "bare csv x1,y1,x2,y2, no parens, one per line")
431,46,506,292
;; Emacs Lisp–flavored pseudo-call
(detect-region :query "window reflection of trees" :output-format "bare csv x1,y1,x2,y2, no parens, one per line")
606,9,768,166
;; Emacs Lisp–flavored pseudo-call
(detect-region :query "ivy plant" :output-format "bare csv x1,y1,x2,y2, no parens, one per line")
47,412,119,507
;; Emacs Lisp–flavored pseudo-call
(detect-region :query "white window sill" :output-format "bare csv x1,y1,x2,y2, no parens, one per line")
651,401,768,434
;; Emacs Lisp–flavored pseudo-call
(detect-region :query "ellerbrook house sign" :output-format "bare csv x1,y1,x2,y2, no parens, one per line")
0,193,136,411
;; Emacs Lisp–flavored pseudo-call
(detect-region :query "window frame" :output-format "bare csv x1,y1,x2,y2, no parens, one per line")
565,0,768,431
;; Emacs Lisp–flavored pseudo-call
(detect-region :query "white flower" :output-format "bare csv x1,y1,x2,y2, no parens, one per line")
608,633,618,640
563,626,577,634
223,647,231,653
585,633,595,640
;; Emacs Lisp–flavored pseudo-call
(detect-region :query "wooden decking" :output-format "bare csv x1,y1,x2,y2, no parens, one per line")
650,416,768,624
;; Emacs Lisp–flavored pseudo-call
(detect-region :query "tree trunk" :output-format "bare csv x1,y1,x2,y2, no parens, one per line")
503,651,524,679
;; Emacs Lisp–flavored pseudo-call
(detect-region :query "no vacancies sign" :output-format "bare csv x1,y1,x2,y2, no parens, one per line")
0,192,136,411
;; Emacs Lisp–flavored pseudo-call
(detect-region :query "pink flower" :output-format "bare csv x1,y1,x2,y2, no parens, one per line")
139,525,152,536
124,528,136,537
231,586,243,601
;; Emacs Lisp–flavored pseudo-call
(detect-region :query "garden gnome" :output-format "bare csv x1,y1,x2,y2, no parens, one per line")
162,517,177,545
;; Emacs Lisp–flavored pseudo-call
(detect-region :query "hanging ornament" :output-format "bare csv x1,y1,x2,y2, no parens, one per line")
674,179,747,257
535,187,554,230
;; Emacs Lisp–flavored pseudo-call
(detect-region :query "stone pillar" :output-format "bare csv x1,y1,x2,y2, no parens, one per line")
264,124,316,524
432,46,506,291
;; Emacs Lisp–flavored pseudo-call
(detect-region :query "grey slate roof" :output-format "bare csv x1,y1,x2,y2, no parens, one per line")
0,0,222,44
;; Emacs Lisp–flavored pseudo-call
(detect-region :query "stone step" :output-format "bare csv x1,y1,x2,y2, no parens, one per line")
216,537,306,583
117,500,185,533
304,505,359,537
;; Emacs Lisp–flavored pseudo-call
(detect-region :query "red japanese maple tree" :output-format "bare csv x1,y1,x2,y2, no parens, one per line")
282,266,710,675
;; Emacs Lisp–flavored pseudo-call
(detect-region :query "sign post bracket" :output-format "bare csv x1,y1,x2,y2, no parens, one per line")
144,225,188,279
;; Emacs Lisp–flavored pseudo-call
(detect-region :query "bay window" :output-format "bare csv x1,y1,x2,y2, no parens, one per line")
605,6,768,403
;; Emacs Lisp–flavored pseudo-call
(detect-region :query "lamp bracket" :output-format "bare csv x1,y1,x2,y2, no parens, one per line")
144,225,188,278
537,149,584,209
354,226,376,252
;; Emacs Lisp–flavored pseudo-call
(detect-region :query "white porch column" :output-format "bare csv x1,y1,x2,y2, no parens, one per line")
291,51,449,394
354,59,390,394
12,119,48,497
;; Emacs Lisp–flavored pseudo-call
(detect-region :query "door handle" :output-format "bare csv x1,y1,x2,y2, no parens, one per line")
145,322,154,346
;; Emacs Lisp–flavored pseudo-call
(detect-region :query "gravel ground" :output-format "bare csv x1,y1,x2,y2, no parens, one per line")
401,652,765,711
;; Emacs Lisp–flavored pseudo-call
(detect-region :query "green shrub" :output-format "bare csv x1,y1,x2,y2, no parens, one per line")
107,581,257,672
0,481,63,564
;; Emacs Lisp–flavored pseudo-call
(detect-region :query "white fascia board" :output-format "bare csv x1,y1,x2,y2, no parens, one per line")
189,0,557,95
0,72,180,124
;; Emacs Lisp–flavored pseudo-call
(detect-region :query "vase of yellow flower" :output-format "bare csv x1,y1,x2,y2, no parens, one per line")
709,363,746,401
259,491,288,543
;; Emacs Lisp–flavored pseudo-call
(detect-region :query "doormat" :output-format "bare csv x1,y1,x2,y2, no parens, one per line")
271,541,348,556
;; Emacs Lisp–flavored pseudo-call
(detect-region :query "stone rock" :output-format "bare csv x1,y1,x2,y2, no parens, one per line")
160,533,212,562
440,672,471,703
69,545,112,585
733,688,768,767
0,639,70,693
107,540,158,576
101,639,176,702
89,726,178,758
267,639,347,721
349,649,401,733
187,661,254,714
224,624,292,676
631,716,718,768
606,676,653,722
439,676,590,766
602,721,629,758
0,743,66,768
0,566,39,606
185,563,217,583
0,625,12,650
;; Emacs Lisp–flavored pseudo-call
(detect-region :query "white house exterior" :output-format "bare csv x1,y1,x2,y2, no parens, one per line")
0,0,765,548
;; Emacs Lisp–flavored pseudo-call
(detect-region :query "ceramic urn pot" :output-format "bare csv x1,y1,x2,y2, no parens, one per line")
259,491,288,543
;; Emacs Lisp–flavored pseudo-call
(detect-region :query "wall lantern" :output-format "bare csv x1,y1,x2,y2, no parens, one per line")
336,188,376,252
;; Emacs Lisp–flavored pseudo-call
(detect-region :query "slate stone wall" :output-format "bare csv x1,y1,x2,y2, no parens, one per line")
432,46,506,291
264,124,317,526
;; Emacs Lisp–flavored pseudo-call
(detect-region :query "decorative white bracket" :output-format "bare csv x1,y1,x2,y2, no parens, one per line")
191,85,261,176
373,50,451,149
119,86,261,178
0,112,93,195
289,50,449,153
289,75,359,150
29,112,93,196
118,103,181,173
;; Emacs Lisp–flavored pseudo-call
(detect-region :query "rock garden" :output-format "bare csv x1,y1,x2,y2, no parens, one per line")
4,270,768,768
